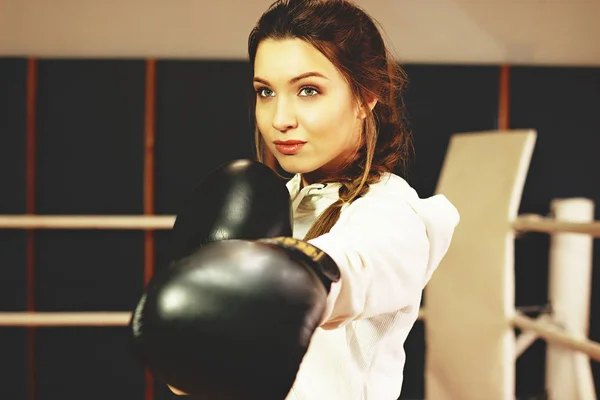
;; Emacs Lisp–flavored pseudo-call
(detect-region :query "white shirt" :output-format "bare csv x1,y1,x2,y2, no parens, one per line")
284,172,459,400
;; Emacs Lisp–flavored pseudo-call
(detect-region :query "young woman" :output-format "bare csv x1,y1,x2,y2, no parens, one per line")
165,0,459,398
248,0,459,399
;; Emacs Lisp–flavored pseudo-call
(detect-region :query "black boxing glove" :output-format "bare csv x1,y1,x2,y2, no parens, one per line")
169,159,293,260
129,159,295,396
130,237,340,400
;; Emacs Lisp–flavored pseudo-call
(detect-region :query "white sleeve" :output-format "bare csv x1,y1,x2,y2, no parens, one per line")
308,196,430,330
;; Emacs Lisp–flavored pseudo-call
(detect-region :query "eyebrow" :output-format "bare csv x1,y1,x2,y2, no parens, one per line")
253,72,330,86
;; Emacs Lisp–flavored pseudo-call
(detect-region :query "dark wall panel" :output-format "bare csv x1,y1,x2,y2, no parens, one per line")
510,66,600,398
0,57,28,400
36,327,144,400
0,57,27,214
35,230,144,311
33,59,148,399
35,59,146,215
154,60,255,214
399,64,501,399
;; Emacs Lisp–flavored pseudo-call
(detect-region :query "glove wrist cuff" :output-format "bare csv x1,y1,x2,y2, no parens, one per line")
259,237,340,292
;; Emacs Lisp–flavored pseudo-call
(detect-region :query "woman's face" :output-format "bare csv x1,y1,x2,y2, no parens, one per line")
253,38,365,183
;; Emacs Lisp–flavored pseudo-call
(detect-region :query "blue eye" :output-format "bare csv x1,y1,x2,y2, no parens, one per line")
299,87,319,97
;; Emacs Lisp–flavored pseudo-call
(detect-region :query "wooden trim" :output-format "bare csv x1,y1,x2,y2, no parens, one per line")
143,58,157,400
498,65,511,130
144,58,157,284
26,57,37,400
144,59,156,223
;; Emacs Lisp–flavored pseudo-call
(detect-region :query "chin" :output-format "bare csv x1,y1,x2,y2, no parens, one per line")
275,156,319,175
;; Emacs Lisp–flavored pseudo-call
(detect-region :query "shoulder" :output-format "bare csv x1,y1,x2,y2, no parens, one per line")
345,172,419,213
362,172,415,200
335,171,459,236
336,172,422,227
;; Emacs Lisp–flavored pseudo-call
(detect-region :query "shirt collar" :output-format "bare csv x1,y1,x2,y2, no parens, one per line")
286,174,341,211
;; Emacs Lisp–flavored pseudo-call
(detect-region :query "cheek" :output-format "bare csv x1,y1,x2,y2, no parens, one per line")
302,98,359,144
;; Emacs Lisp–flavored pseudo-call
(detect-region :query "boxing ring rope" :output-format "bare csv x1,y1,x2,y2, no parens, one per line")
0,131,598,399
0,312,131,327
511,311,600,362
0,215,175,230
2,214,599,235
514,214,600,236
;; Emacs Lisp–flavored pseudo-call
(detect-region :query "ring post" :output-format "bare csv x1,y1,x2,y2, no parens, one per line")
546,198,596,400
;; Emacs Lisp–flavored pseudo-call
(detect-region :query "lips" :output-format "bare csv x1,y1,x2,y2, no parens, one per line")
274,140,306,145
273,140,306,155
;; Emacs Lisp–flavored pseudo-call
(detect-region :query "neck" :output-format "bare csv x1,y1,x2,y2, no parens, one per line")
301,147,362,187
301,167,337,187
301,160,345,187
301,171,320,188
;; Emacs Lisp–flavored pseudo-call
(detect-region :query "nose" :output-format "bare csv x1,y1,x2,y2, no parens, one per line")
272,98,297,132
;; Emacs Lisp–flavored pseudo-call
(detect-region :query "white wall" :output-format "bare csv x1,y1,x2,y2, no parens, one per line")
1,0,599,66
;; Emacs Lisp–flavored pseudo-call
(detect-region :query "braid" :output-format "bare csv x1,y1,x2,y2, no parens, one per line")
303,171,380,241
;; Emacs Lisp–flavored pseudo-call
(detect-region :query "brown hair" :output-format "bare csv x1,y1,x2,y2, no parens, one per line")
248,0,412,240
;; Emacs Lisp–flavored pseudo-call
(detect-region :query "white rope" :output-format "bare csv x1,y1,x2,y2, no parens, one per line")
514,214,600,237
0,215,175,230
512,311,600,362
1,214,599,236
514,314,553,358
0,312,131,327
0,310,424,327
